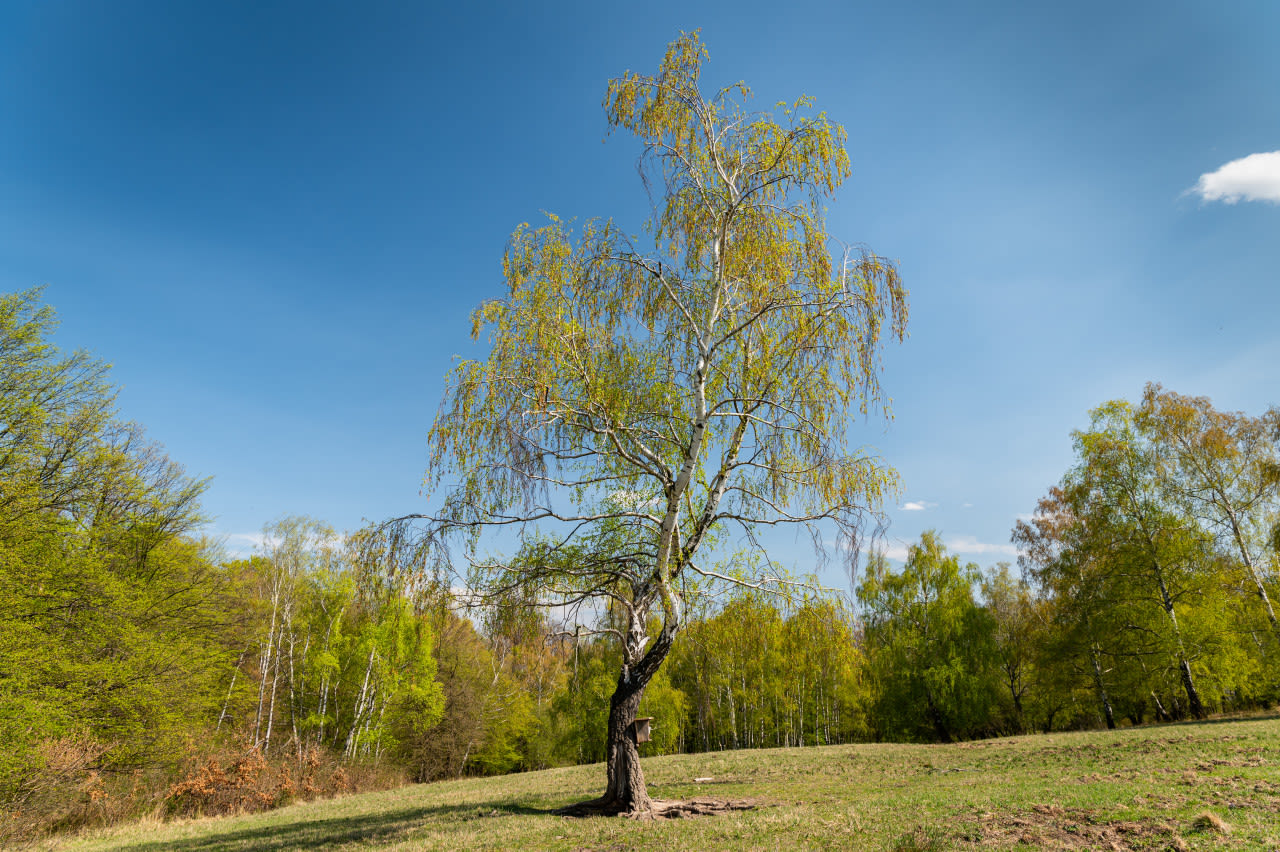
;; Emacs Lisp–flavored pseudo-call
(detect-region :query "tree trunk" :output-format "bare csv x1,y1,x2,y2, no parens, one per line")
217,666,239,732
562,625,676,816
253,632,275,748
316,675,329,748
924,691,952,743
254,567,284,750
1229,513,1280,643
344,645,377,760
1153,564,1206,719
727,683,739,749
264,621,282,755
1090,646,1116,730
288,628,300,761
1006,665,1025,734
1150,690,1170,722
216,647,248,732
1177,657,1205,719
601,674,650,813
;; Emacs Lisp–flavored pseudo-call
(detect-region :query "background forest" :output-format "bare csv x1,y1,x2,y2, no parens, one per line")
2,288,1278,843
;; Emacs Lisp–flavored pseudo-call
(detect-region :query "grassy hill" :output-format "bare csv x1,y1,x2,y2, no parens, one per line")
55,715,1279,851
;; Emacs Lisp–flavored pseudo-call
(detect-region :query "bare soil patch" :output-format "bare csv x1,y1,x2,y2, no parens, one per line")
964,804,1185,850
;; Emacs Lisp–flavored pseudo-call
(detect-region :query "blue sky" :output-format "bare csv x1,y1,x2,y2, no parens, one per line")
2,0,1277,580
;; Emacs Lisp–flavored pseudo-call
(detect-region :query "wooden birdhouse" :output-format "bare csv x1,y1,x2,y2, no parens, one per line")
633,716,654,743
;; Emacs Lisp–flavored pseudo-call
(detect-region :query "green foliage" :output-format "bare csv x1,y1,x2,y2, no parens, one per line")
385,608,545,782
859,532,1000,742
0,296,455,844
979,563,1040,733
1015,388,1280,729
211,519,449,773
550,639,617,765
0,288,115,540
666,592,866,752
0,289,235,833
377,600,446,759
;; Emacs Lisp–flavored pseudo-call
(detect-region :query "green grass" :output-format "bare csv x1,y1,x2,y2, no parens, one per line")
53,715,1280,851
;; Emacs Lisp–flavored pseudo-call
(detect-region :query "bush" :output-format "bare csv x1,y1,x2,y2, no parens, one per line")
0,734,115,846
164,742,404,819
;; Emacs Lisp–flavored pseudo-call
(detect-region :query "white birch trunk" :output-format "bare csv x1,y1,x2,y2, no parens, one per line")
344,645,377,760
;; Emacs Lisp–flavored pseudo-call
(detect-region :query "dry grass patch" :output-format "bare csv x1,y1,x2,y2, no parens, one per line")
964,804,1184,850
1191,811,1231,835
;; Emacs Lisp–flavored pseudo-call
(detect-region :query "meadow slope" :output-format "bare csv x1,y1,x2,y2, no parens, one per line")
56,715,1279,851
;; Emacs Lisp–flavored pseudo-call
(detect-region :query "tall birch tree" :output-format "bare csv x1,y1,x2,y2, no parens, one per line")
1137,383,1280,647
394,32,907,814
1070,401,1213,719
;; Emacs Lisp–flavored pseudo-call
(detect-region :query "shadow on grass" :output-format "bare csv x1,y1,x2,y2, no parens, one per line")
108,801,556,851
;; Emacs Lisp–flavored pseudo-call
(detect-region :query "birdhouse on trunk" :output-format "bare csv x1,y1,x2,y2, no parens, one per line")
633,716,653,743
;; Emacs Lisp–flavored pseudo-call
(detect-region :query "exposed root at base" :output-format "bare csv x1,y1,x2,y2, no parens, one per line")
648,798,756,819
555,797,756,820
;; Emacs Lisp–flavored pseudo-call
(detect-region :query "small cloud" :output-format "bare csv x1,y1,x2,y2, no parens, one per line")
900,500,937,512
876,540,911,561
219,530,345,557
226,532,272,553
1190,151,1280,204
944,535,1017,558
962,503,973,509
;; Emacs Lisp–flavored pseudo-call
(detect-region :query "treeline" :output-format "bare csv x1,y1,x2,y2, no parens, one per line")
855,386,1279,743
0,291,452,841
544,595,866,765
3,289,1279,842
1,289,230,839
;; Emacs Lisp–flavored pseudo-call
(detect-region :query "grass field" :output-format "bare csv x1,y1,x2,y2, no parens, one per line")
52,715,1279,851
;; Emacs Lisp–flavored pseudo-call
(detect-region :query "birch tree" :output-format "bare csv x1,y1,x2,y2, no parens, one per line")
1137,383,1280,647
395,33,907,814
1070,401,1213,719
252,518,337,755
1014,487,1124,729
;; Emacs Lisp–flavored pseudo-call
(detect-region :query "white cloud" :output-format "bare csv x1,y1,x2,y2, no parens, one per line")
225,532,272,553
944,535,1017,558
877,540,911,561
219,530,346,557
1190,151,1280,204
900,500,936,511
870,535,1013,564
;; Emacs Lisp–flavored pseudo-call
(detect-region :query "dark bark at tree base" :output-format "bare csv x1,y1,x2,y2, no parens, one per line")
600,668,652,813
593,620,679,814
555,797,756,820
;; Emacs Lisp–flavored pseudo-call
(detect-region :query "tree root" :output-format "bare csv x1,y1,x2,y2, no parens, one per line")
555,796,755,820
646,798,756,819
